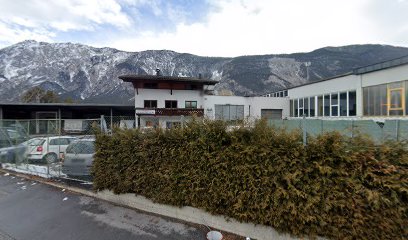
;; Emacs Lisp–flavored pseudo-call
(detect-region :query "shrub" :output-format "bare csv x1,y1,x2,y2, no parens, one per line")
92,119,408,240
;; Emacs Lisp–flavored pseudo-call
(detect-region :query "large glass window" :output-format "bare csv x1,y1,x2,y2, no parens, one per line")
331,93,339,116
298,98,304,117
363,82,404,116
309,97,315,117
317,96,323,116
340,92,347,116
349,91,356,116
214,105,244,121
324,95,330,116
304,98,309,117
294,99,298,117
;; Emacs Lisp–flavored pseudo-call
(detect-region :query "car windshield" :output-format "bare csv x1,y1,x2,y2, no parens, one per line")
66,141,95,154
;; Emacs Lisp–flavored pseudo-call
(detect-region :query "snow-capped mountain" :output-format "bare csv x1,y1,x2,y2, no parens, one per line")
1,40,408,103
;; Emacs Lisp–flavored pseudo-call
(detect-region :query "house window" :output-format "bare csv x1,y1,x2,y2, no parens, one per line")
144,100,157,108
165,100,178,108
143,83,158,89
185,101,197,108
214,105,244,121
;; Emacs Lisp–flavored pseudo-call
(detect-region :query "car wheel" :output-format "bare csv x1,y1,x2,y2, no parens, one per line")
43,153,58,164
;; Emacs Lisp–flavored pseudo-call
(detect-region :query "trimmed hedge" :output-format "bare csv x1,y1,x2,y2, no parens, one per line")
92,119,408,240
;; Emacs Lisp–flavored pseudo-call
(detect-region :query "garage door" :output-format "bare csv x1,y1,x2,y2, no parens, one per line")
261,109,282,119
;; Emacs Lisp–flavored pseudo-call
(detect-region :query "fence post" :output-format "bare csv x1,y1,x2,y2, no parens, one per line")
396,119,400,141
320,119,323,134
351,120,354,138
302,115,307,146
181,115,185,128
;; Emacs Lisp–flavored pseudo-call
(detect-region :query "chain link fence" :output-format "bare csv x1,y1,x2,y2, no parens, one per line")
0,116,135,182
3,116,408,182
268,118,408,145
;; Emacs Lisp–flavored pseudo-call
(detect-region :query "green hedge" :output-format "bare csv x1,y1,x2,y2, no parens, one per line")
92,119,408,240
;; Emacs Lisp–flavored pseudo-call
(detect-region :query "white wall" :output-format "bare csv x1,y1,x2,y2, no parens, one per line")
288,74,363,117
288,74,360,98
134,88,205,108
361,64,408,87
203,95,289,119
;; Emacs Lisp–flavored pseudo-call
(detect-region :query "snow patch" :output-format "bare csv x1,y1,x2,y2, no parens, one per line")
2,163,66,178
211,71,223,81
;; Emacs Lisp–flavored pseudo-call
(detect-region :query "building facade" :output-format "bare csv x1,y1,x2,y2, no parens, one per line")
267,55,408,119
119,74,289,128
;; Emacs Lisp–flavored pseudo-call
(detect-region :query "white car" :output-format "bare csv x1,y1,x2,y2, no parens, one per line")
22,136,78,163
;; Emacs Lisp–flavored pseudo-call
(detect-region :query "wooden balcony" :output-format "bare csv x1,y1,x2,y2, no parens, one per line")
135,108,204,116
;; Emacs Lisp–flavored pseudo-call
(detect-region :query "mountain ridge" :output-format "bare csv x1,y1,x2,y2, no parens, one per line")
1,40,408,104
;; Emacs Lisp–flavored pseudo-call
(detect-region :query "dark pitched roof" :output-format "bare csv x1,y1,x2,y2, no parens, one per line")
0,102,133,108
119,74,218,85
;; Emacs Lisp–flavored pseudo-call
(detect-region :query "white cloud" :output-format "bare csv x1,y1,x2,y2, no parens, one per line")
0,21,55,46
0,0,407,56
0,0,131,45
103,0,407,57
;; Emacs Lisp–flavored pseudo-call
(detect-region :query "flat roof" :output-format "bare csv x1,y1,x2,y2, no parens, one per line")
119,74,218,85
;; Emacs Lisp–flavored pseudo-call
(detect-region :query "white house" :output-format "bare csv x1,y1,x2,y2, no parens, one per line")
266,55,408,119
119,73,289,128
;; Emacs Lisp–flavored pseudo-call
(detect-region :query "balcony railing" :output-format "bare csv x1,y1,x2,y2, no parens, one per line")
135,108,204,116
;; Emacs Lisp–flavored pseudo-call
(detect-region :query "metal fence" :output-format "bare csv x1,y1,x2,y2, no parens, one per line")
268,118,408,144
0,116,136,182
3,116,408,182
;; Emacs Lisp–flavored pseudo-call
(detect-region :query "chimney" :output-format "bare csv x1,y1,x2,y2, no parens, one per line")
155,69,161,76
198,73,202,79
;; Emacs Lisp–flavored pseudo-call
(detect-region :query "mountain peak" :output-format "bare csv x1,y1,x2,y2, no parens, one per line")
1,41,408,103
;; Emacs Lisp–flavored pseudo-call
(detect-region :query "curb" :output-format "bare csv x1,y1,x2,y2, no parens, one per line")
0,168,313,240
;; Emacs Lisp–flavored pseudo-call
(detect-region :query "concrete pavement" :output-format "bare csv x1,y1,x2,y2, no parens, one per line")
0,173,208,240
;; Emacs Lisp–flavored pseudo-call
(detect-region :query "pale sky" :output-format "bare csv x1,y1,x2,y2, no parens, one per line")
0,0,407,57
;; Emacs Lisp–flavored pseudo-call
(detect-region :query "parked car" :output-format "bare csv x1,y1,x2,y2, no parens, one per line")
22,136,78,163
0,128,27,164
62,139,95,177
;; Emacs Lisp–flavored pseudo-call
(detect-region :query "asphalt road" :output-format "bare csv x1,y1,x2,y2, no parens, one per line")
0,173,207,240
